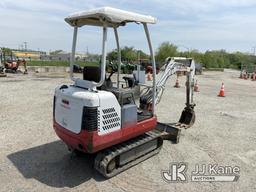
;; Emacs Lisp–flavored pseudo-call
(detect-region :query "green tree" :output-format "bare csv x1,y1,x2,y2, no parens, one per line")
202,51,215,68
179,49,204,64
107,50,118,61
137,50,150,60
155,42,178,63
121,46,137,63
1,47,13,61
50,50,64,55
228,52,243,68
107,47,148,63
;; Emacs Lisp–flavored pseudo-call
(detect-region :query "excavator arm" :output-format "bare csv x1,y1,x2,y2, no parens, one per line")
140,57,196,128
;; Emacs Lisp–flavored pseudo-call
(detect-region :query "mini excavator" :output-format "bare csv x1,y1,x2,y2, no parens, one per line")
53,7,196,178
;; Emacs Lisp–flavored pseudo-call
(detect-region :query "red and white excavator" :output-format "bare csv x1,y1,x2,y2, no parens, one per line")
53,7,196,178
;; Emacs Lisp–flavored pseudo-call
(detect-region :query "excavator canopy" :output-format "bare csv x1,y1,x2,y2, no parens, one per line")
65,7,157,27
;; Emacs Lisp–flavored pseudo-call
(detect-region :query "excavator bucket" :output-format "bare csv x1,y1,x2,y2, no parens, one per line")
177,105,195,128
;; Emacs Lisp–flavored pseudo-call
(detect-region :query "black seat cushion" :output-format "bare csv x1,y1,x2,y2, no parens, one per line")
83,66,101,82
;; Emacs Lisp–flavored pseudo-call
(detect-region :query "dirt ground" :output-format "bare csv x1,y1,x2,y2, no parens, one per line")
0,70,255,192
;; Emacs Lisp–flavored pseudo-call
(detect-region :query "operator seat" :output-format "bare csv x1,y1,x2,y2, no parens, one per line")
83,66,135,106
107,87,135,106
83,66,101,82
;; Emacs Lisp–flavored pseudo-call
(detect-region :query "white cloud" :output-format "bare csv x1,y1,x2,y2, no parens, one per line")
1,0,75,12
0,0,256,53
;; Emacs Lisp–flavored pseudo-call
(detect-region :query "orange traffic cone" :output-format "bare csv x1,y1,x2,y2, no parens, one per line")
147,72,152,81
174,78,180,88
218,83,225,97
194,80,199,92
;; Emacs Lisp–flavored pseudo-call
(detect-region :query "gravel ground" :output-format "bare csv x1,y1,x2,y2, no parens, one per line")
0,70,255,192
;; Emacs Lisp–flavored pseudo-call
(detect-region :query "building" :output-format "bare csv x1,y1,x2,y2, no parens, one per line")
12,49,46,60
40,51,99,62
40,52,71,61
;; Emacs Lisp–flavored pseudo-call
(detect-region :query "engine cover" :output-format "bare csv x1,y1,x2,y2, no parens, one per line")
54,85,121,135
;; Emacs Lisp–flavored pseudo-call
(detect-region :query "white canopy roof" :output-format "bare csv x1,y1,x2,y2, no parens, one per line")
65,7,157,27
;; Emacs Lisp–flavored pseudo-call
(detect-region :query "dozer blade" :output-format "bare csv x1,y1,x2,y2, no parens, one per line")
154,122,181,144
177,105,195,129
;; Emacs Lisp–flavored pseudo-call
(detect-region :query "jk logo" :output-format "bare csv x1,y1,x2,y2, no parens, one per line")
161,163,188,182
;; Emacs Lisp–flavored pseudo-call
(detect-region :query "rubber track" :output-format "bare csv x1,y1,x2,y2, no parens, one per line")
94,131,163,178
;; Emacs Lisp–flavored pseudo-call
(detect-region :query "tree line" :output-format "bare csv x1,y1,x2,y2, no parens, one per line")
2,43,256,69
107,42,256,69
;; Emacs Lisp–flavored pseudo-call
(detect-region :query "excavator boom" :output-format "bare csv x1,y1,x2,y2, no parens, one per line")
140,57,196,128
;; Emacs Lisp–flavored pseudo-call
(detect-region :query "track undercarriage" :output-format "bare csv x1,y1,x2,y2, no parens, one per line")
94,130,163,178
92,115,195,178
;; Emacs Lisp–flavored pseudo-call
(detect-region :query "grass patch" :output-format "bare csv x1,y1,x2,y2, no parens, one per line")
27,60,99,67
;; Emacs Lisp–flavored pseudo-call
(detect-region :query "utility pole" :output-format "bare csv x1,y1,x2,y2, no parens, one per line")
86,46,89,55
24,42,27,51
252,46,256,56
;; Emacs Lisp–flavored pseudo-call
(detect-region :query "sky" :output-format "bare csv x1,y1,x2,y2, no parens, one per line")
0,0,256,54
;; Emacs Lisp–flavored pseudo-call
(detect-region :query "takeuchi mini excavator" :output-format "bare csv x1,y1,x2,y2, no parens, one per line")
53,7,196,178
